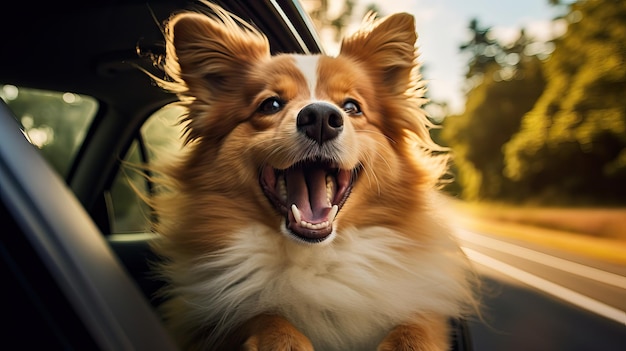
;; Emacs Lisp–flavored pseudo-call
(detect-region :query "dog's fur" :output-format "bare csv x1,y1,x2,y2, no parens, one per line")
151,2,476,350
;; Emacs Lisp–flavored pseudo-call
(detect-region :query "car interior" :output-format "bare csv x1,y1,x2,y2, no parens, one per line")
0,1,471,349
0,100,179,349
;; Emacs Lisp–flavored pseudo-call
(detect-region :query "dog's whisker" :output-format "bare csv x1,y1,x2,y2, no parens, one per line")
362,154,382,196
357,129,397,145
355,131,396,174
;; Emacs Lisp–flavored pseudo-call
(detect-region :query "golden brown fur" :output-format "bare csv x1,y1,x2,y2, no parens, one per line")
151,2,476,350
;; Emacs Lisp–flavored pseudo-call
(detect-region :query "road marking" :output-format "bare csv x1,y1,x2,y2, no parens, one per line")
457,229,626,290
463,248,626,326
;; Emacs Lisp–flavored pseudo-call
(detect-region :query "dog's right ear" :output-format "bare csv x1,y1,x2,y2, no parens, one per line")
164,10,270,94
339,12,418,96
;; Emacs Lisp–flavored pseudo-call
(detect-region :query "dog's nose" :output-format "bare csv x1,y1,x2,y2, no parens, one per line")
297,102,344,144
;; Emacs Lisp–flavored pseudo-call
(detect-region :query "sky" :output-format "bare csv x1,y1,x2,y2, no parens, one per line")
308,0,570,114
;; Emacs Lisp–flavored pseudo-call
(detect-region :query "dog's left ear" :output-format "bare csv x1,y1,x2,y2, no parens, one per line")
339,13,418,94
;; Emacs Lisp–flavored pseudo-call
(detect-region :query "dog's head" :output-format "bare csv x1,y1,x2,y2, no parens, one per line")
160,4,447,246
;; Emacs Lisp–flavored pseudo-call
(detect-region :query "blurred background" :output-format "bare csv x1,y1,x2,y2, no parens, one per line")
2,0,624,254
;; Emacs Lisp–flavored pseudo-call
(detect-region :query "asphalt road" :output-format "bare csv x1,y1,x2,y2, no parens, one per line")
457,229,626,350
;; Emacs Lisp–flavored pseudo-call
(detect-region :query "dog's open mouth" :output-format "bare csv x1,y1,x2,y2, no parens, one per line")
260,159,358,243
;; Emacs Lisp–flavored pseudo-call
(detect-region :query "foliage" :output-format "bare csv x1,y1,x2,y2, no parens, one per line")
441,0,626,206
441,20,547,201
459,19,501,81
0,85,97,178
306,0,357,42
503,0,626,205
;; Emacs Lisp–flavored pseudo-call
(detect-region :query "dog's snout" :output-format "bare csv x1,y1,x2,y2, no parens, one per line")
297,103,344,144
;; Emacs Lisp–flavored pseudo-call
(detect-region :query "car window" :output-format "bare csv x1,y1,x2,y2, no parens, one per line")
108,104,185,233
0,84,98,178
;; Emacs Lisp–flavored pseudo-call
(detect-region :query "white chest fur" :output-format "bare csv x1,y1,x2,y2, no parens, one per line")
169,224,470,351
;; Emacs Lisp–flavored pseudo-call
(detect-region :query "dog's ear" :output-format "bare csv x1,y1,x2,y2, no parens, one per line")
339,13,418,94
164,10,270,93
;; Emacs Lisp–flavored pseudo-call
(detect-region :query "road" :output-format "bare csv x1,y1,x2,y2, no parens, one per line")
456,229,626,350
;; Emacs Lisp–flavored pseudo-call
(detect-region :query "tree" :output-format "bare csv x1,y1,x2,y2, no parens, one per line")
503,0,626,205
0,86,97,178
459,19,502,81
441,20,547,201
306,0,357,42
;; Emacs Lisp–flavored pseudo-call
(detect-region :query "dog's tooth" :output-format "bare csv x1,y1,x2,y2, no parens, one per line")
326,174,333,187
328,205,339,224
291,204,302,223
326,175,334,204
297,219,331,230
296,210,336,230
279,178,287,202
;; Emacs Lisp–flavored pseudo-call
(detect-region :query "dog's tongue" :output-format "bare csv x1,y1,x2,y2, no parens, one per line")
285,165,331,223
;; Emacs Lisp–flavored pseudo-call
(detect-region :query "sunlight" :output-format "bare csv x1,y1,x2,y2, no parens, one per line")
1,84,19,100
26,125,54,148
62,92,77,104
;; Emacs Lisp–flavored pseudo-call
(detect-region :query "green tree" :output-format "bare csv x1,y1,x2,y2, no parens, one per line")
442,21,547,201
1,86,97,178
503,0,626,205
459,19,502,80
307,0,356,42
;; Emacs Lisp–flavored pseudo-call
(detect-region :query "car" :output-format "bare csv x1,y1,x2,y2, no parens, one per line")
0,1,474,350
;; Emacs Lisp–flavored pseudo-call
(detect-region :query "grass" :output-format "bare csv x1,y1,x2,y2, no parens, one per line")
452,200,626,264
452,201,626,241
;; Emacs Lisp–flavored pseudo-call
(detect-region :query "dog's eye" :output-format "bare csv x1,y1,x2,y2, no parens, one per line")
342,100,362,116
258,97,284,115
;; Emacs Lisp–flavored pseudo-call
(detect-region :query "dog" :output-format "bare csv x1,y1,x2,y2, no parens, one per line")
151,2,476,350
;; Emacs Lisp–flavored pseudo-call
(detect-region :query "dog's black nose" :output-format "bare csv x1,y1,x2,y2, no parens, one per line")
297,102,344,144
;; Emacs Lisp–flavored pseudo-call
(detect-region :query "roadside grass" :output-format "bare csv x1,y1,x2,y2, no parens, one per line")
452,201,626,241
452,200,626,264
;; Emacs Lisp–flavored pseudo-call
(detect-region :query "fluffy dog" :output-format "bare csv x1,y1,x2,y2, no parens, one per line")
152,2,476,350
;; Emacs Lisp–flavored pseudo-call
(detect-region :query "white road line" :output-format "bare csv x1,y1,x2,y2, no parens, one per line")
457,229,626,290
463,248,626,326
